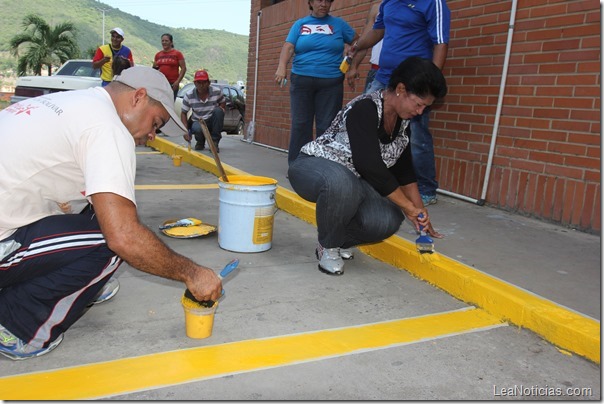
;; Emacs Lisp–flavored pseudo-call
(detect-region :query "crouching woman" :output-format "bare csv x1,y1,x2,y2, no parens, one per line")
288,57,447,275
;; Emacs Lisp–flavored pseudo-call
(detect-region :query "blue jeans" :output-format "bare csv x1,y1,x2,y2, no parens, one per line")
190,107,225,147
288,154,404,249
363,68,378,94
366,77,386,94
366,78,438,196
410,110,438,196
288,73,344,165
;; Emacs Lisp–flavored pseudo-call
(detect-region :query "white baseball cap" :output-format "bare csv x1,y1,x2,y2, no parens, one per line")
110,27,125,38
113,66,187,137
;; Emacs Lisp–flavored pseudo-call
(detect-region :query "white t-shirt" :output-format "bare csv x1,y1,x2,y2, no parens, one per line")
370,40,383,66
0,87,137,240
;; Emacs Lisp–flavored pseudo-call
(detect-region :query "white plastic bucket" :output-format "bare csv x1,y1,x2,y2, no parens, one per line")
218,175,278,253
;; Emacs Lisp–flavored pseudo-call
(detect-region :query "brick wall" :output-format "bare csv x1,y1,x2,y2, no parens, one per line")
246,0,601,233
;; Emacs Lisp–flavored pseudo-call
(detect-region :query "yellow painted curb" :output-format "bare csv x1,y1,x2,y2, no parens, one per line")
357,237,600,364
148,140,248,178
275,186,317,225
146,137,600,364
0,308,504,400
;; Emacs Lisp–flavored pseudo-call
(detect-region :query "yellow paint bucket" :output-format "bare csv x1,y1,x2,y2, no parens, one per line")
218,175,278,253
172,155,182,167
181,294,217,339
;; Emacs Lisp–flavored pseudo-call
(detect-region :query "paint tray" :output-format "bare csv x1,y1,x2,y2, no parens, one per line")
160,218,217,239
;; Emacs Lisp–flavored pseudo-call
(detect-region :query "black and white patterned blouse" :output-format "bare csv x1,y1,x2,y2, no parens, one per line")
300,89,410,179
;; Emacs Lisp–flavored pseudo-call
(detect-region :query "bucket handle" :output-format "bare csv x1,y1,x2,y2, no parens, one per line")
271,193,280,216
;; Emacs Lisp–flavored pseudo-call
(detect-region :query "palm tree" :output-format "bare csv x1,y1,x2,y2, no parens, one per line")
9,14,80,76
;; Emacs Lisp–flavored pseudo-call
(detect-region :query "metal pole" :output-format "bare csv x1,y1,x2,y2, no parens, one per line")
96,8,108,44
435,0,518,207
246,10,261,143
479,0,518,202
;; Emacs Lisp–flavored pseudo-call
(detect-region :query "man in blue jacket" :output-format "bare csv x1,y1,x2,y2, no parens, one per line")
347,0,451,206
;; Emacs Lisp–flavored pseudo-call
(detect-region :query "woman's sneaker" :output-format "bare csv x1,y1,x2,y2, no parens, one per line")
339,247,354,260
0,325,63,360
315,243,345,276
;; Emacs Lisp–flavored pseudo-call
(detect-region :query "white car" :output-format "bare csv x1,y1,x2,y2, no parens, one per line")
10,59,101,104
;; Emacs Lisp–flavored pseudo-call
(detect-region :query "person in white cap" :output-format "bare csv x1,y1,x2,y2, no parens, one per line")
0,66,223,360
92,27,134,86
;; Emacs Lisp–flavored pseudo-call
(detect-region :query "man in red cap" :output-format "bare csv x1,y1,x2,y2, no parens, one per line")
181,69,226,152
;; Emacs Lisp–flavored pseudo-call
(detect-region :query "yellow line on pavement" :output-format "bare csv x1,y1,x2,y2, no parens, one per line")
146,137,601,364
0,308,504,400
357,238,601,364
135,184,218,190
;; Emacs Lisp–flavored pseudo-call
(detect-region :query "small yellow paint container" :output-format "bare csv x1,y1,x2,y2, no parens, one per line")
181,294,217,339
172,155,183,167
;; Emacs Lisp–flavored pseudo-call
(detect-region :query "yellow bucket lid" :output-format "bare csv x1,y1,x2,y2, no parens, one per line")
219,175,277,186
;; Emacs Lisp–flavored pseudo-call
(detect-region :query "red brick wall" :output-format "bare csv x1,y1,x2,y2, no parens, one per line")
246,0,601,233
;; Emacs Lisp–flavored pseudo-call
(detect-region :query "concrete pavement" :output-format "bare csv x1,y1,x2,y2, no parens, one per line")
0,134,599,400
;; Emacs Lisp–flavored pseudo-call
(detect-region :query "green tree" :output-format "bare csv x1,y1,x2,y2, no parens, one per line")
9,14,79,76
84,46,97,59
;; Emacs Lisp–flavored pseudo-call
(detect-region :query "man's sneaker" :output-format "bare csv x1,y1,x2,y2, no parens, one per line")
421,194,438,206
89,277,120,306
339,247,354,260
0,325,63,360
315,243,344,276
195,142,205,151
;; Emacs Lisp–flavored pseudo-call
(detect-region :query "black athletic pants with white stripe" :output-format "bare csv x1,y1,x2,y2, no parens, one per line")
0,205,122,349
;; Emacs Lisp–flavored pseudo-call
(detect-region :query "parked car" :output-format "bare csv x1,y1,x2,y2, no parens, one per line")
175,82,246,136
10,59,101,104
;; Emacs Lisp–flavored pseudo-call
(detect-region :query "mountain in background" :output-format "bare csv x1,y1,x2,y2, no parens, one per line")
0,0,249,87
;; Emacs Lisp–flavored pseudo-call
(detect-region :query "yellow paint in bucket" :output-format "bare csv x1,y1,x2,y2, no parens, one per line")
172,155,182,167
218,175,278,253
181,294,217,339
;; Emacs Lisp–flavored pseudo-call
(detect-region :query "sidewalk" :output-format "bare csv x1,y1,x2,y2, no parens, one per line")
168,134,601,363
0,134,599,400
212,135,601,320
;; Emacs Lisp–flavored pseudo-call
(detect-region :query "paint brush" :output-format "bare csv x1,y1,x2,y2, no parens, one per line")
184,258,240,308
415,213,435,254
159,217,202,230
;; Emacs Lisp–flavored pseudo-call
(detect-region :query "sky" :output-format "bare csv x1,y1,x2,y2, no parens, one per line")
97,0,252,36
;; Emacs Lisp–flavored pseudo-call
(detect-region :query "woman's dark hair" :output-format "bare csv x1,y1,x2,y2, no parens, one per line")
387,56,447,99
162,33,174,48
112,56,131,76
308,0,333,11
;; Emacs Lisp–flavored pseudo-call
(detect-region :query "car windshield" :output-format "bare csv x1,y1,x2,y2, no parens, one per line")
56,61,100,78
177,83,194,98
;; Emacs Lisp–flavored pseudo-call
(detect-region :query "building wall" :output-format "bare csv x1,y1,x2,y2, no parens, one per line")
245,0,601,233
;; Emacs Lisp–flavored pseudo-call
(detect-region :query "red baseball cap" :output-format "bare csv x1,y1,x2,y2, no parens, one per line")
194,70,209,82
